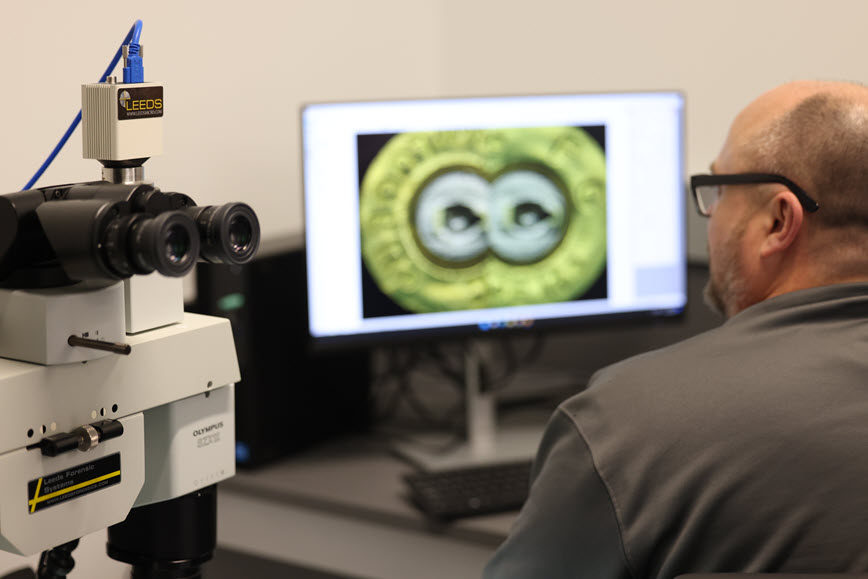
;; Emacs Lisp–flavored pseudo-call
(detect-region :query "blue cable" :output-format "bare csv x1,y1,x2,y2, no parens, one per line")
130,20,142,45
23,20,144,191
124,20,144,83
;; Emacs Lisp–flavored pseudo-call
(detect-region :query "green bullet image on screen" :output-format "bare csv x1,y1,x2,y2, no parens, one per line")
358,126,607,315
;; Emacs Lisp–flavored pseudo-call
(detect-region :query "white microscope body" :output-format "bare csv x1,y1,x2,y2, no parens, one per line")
0,277,239,556
0,24,260,576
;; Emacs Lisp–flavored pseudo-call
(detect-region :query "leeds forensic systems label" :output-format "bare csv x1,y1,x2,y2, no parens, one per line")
27,453,121,514
117,86,163,120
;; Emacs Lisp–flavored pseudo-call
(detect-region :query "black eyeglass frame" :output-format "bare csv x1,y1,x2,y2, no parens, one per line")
690,173,820,216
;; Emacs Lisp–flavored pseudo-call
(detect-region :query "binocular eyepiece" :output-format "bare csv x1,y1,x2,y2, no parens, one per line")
0,182,260,288
184,202,259,266
101,208,201,279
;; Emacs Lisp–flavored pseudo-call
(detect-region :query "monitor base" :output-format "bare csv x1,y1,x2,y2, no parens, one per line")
391,341,544,472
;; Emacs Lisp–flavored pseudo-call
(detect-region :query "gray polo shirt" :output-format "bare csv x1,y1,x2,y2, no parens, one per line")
484,283,868,578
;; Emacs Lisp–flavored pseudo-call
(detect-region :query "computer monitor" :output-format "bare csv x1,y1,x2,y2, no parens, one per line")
302,91,686,349
301,91,686,469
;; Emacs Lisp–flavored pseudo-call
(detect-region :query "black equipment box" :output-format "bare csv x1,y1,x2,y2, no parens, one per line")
192,247,372,468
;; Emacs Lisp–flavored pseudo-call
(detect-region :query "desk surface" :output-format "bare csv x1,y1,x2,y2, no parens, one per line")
222,435,518,547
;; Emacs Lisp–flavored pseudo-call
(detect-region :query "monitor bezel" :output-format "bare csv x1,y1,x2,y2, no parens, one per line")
300,89,688,351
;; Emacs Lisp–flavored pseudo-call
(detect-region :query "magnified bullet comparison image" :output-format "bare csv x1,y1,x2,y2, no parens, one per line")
358,126,608,317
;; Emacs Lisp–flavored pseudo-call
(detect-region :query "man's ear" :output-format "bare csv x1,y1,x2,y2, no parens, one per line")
759,190,804,258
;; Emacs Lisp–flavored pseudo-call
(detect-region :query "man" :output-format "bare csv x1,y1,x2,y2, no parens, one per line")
483,81,868,578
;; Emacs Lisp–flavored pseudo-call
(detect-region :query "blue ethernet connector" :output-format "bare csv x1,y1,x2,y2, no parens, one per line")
123,43,144,84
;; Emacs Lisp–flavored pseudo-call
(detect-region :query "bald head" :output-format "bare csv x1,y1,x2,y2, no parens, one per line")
724,81,832,158
726,80,868,230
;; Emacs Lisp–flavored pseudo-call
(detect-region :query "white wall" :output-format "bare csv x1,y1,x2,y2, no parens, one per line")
3,1,867,261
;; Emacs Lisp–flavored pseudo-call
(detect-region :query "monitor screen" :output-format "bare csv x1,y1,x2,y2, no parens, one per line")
302,91,686,347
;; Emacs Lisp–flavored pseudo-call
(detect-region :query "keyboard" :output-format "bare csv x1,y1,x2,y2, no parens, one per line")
404,461,532,521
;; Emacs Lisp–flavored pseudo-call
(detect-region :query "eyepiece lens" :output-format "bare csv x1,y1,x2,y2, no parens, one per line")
129,211,200,277
186,202,260,265
228,215,253,253
165,225,192,264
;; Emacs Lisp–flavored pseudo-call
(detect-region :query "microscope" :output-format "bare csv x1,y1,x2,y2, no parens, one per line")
0,22,259,578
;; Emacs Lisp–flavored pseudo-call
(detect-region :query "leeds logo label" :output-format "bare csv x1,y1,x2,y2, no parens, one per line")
118,90,162,111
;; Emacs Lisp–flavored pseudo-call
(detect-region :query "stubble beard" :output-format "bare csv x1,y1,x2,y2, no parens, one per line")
703,221,751,318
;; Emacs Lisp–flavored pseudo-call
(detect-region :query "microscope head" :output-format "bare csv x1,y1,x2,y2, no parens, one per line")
0,184,260,290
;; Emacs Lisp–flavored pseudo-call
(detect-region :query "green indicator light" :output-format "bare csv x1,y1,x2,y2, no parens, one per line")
217,293,245,312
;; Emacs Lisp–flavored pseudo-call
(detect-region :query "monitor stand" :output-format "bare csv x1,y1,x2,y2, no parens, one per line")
391,341,545,472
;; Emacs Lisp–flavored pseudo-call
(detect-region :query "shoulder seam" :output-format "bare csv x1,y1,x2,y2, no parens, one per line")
555,405,640,579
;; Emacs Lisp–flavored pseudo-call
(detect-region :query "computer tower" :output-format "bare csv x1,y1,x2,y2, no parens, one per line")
192,247,372,468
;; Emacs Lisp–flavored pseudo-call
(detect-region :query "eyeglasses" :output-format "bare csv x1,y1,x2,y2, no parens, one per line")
690,173,819,217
